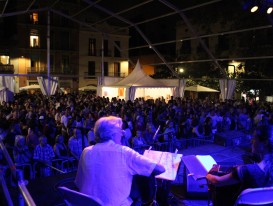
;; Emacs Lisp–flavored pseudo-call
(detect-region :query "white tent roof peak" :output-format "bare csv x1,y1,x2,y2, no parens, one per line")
110,60,167,87
185,85,219,92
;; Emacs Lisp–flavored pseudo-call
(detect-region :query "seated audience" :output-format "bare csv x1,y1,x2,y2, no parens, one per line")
33,136,55,177
68,128,88,161
132,130,148,154
53,135,70,160
13,135,32,165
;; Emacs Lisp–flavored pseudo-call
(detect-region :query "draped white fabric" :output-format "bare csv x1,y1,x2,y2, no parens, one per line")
219,79,236,100
101,87,126,100
0,76,14,92
179,79,187,98
97,76,103,86
37,76,58,95
128,87,136,101
100,86,174,101
0,87,13,103
96,85,102,97
0,76,14,103
134,87,174,100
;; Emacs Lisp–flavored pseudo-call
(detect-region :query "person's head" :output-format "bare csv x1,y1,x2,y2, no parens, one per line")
39,136,47,146
94,116,123,144
73,128,82,137
252,125,273,158
55,135,64,144
136,130,143,138
15,135,26,147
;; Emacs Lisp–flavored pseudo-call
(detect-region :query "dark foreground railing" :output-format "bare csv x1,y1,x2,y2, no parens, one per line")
0,140,36,206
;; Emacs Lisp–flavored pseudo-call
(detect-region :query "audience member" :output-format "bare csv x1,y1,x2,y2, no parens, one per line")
33,136,55,177
68,128,88,161
132,130,148,154
53,135,70,160
13,135,32,165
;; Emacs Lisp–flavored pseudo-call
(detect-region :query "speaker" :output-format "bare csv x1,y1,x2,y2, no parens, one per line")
185,168,209,197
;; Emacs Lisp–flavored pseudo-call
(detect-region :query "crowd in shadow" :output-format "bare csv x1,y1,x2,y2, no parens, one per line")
0,92,273,181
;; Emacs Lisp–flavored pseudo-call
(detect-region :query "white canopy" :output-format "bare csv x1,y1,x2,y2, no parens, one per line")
19,84,40,91
111,60,167,87
79,85,97,91
185,85,219,92
101,60,176,101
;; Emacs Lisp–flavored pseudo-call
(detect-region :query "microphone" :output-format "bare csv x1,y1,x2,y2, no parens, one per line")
152,125,161,141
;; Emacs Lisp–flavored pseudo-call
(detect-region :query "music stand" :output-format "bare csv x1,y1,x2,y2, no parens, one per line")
58,186,102,206
143,149,183,206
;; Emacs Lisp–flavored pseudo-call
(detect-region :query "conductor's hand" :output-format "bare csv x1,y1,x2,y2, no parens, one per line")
152,164,165,176
208,164,219,175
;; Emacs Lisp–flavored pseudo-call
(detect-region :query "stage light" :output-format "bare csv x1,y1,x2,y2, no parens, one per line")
267,7,273,14
250,5,259,12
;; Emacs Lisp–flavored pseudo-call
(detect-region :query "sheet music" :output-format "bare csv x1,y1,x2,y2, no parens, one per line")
196,155,217,172
143,150,182,181
182,155,216,180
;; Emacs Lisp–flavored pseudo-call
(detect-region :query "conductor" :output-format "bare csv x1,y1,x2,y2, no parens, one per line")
75,116,165,206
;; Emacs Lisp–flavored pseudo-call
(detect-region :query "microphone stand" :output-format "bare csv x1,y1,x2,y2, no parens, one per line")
148,125,161,206
149,176,159,206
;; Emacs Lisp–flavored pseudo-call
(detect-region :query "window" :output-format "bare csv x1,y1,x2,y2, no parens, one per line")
50,55,54,72
61,55,70,73
218,35,229,50
0,55,9,65
30,29,39,48
30,35,39,47
180,40,191,54
114,62,120,77
50,31,55,49
88,61,96,76
103,62,108,76
30,12,39,24
104,40,109,56
88,38,96,56
60,32,70,50
197,38,209,53
30,57,40,72
114,41,121,57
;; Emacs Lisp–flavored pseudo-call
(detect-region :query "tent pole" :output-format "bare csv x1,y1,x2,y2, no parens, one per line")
101,34,104,85
47,10,51,96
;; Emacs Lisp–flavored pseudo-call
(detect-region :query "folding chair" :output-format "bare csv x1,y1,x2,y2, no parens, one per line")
58,186,102,206
234,187,273,206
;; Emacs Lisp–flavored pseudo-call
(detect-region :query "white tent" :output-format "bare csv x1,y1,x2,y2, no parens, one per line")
19,84,41,91
185,85,219,92
79,85,97,91
101,60,176,101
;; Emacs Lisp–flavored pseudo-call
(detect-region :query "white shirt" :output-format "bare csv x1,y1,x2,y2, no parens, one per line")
75,140,156,206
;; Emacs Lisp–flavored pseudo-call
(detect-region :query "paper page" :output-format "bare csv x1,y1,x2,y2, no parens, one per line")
196,155,217,172
143,150,183,181
143,150,163,164
182,155,216,180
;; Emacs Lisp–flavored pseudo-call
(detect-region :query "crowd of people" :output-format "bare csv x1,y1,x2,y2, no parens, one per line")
0,92,272,177
0,91,272,205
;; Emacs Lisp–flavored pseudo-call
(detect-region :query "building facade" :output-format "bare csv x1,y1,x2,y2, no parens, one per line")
0,2,130,93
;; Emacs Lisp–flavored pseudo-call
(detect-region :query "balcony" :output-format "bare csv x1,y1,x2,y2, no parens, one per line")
27,67,77,76
0,65,14,74
84,72,125,79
